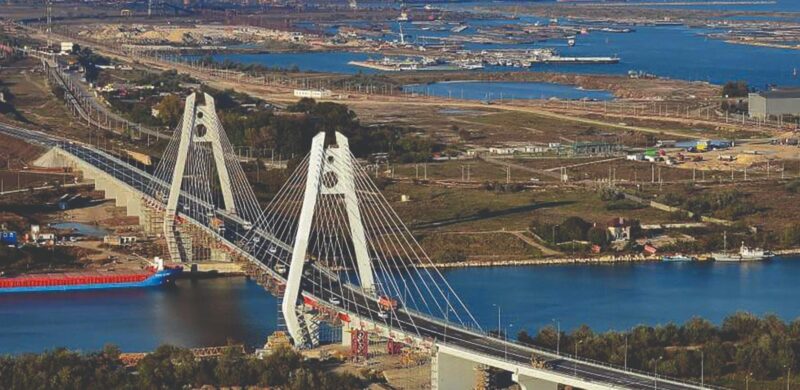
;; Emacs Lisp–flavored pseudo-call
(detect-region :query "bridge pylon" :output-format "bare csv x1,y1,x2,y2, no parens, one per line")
282,131,376,347
147,92,262,262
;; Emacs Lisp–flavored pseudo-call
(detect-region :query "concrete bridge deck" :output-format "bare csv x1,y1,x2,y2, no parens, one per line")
0,121,716,390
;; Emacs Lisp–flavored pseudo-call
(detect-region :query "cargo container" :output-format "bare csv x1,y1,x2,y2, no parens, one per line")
0,258,182,294
0,231,17,246
378,296,399,311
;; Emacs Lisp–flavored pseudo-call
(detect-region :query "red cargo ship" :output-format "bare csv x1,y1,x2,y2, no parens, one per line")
0,258,182,293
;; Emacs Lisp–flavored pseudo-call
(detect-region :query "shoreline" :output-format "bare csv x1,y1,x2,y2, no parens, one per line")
422,255,657,268
422,248,800,269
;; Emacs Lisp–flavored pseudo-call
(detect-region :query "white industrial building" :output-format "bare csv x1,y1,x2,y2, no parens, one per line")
293,89,332,99
60,42,74,55
748,88,800,119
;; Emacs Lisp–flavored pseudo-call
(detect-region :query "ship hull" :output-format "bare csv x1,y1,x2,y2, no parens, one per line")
712,254,770,262
0,268,182,294
662,257,694,262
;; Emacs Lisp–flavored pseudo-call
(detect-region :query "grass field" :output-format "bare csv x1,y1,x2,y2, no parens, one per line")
387,182,677,233
418,231,543,262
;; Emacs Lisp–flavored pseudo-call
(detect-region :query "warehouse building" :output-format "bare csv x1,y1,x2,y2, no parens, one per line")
748,88,800,119
293,88,332,99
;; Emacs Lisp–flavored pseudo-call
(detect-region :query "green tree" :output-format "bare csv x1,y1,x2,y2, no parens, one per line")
560,216,591,242
722,81,750,98
722,312,761,341
137,345,198,389
214,346,252,386
587,226,609,248
155,94,183,128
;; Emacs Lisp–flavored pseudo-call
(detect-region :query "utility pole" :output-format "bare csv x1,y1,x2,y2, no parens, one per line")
700,350,704,388
45,0,52,47
651,164,655,183
552,319,561,356
768,160,771,179
787,365,791,390
624,335,628,370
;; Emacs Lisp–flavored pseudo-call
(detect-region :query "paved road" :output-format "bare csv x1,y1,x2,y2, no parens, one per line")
0,122,713,390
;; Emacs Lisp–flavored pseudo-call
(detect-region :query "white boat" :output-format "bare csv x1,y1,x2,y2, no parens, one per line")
457,61,484,70
662,254,695,262
713,243,772,262
567,38,576,47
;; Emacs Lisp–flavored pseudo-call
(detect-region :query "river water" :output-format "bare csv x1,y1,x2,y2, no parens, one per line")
4,1,799,355
203,16,800,88
3,258,799,354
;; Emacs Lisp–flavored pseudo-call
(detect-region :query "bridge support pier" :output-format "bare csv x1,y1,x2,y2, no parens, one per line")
34,147,147,229
512,372,559,390
341,325,351,347
431,348,479,390
209,246,230,262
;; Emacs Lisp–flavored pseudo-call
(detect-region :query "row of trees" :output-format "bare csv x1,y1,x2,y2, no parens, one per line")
72,46,109,84
517,312,800,384
219,96,433,161
192,55,401,95
722,81,750,98
529,216,624,248
104,66,434,161
661,189,758,220
196,55,303,74
0,345,364,390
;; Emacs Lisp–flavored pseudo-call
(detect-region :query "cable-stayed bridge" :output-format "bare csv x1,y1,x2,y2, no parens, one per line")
1,92,717,390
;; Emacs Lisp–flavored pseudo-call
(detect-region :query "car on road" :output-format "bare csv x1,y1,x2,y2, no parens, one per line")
328,296,341,306
378,311,389,319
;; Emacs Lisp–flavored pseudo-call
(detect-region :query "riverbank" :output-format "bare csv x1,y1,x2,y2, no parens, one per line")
724,39,800,50
422,254,657,268
422,249,800,269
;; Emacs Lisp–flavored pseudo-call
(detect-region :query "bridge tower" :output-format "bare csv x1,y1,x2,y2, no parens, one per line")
163,93,235,261
244,129,480,350
282,131,376,347
146,92,261,263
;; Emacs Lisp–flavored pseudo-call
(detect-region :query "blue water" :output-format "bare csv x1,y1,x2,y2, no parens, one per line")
530,25,799,88
638,0,800,12
4,258,800,353
445,258,800,334
441,0,800,13
0,278,276,354
403,81,614,100
207,23,800,87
